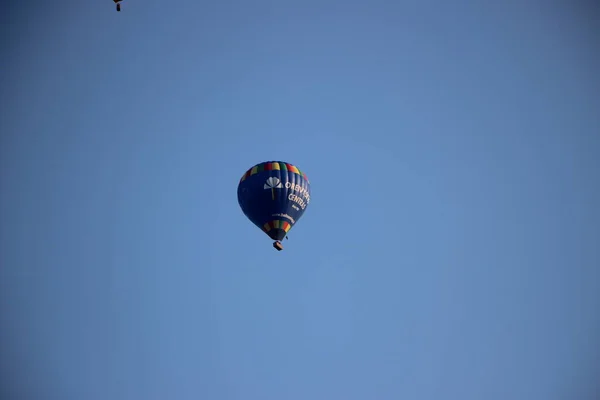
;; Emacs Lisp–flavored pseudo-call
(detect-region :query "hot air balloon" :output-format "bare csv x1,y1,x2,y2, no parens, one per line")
113,0,122,11
237,161,311,251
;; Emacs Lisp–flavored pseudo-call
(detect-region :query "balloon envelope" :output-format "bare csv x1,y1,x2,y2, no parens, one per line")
237,161,311,241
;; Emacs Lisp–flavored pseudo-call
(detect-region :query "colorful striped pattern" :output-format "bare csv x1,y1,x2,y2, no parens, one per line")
239,161,310,184
262,220,293,233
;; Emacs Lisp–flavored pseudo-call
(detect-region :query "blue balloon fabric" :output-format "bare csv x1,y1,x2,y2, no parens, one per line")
237,161,311,242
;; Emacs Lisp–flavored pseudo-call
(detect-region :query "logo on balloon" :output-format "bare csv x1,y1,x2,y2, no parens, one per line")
264,177,283,200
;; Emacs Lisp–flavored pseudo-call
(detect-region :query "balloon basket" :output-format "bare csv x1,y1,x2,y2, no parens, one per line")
273,241,284,251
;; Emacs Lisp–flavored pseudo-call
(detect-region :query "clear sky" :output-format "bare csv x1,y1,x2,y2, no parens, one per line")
1,1,599,399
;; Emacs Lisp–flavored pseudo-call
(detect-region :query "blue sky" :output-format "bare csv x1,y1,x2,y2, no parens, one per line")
1,1,599,399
